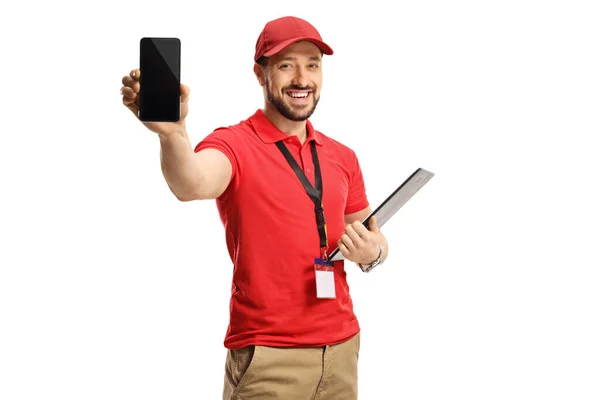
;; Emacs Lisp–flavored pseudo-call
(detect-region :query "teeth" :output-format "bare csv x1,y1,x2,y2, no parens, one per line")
289,92,309,98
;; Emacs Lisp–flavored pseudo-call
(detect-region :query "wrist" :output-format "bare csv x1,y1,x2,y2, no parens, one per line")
357,244,384,272
158,128,187,142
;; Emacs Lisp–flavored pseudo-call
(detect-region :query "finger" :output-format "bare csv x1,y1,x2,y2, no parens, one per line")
130,68,140,81
120,86,137,100
122,93,137,108
345,224,363,246
338,240,350,258
121,87,138,114
368,215,380,233
122,76,140,93
122,96,139,117
339,233,356,252
351,220,371,240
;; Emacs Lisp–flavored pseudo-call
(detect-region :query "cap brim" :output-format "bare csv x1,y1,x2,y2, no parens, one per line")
262,37,334,58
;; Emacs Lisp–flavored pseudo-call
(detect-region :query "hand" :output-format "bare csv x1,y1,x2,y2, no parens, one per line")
337,216,388,265
120,68,191,138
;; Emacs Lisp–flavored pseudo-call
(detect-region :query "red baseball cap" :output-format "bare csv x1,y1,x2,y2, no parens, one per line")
254,16,334,62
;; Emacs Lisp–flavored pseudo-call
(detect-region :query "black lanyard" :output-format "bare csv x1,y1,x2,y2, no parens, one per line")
275,140,328,260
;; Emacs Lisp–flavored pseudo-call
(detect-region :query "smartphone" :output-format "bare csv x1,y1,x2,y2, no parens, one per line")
139,37,181,122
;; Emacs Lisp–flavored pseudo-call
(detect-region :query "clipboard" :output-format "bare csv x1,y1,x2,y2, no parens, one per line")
327,167,435,262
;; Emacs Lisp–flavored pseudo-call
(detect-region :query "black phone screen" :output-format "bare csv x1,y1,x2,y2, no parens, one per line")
139,38,181,122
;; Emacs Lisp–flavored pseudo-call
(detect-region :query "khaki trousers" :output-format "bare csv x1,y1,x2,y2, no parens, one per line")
223,332,360,400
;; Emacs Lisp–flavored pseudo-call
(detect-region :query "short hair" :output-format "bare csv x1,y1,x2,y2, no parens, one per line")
256,56,269,69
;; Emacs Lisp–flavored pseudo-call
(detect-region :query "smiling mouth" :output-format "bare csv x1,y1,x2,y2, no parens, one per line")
286,90,311,99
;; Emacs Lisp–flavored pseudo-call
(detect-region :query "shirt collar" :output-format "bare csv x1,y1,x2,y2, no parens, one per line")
249,109,323,145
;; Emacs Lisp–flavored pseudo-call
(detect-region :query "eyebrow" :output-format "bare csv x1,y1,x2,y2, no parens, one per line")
279,56,322,62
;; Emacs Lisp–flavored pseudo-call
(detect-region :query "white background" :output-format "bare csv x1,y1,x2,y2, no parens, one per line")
1,0,599,399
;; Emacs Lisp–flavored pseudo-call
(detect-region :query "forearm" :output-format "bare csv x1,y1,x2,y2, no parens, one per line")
159,129,203,201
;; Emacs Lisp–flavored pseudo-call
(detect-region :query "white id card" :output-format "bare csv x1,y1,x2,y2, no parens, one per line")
314,258,336,299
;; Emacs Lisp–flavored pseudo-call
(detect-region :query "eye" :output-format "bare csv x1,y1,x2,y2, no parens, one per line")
279,63,292,70
308,63,320,69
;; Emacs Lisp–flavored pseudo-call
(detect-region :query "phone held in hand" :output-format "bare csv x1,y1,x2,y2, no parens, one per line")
138,37,181,122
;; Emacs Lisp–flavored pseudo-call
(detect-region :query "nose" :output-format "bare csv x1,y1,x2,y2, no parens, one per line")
291,66,309,88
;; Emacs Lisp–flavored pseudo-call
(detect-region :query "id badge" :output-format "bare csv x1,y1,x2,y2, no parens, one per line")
314,258,336,299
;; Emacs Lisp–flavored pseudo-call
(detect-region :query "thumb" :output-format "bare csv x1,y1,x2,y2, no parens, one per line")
181,84,190,104
369,215,380,233
179,84,190,120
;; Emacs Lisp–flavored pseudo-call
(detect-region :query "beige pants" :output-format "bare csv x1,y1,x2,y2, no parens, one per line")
223,332,360,400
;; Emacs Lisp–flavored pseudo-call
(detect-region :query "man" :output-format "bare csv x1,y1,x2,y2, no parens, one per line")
120,16,389,400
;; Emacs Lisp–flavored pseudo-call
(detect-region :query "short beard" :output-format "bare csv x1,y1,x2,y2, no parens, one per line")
265,77,319,122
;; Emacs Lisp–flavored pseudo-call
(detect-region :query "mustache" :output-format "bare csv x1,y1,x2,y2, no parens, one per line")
284,85,315,91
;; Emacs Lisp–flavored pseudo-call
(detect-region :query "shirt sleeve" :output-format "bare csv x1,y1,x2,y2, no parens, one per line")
194,127,239,185
344,150,369,215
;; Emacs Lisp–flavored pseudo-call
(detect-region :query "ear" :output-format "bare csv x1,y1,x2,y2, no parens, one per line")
254,63,266,87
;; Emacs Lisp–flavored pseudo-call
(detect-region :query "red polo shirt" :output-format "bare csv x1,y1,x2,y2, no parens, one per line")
194,109,369,349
